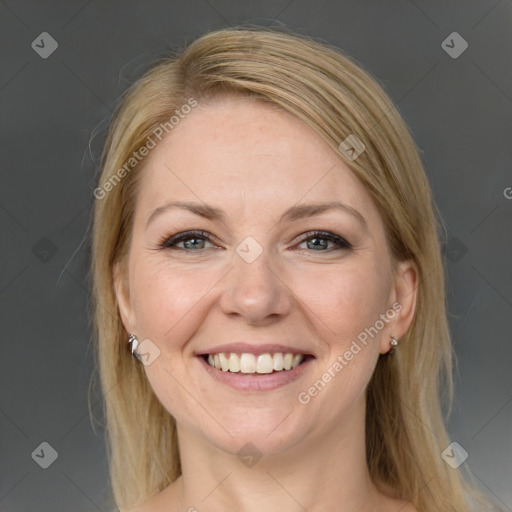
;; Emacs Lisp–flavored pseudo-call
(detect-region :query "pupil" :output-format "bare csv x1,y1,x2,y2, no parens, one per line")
308,238,327,250
184,238,204,249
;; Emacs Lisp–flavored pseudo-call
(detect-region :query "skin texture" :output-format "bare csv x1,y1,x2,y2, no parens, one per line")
114,96,418,512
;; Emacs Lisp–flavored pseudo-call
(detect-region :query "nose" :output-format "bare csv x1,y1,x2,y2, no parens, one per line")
219,244,293,325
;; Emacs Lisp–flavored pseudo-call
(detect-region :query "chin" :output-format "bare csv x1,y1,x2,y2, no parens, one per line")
198,409,312,458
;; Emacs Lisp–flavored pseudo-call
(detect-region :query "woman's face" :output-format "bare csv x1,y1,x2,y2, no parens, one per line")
114,96,416,455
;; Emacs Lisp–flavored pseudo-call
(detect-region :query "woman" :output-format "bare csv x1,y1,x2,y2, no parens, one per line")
89,27,500,511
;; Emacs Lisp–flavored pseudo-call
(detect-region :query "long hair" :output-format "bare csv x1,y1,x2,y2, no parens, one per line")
88,26,498,511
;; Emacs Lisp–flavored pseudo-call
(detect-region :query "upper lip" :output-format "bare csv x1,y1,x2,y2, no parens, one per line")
195,342,315,357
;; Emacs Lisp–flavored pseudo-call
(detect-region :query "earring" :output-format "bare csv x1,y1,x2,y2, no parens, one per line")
389,334,399,354
128,334,141,361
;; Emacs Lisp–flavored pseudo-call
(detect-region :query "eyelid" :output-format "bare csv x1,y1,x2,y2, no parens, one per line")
295,230,352,250
157,229,352,252
156,230,215,250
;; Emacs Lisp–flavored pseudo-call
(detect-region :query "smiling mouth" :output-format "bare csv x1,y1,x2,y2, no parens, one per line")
200,352,312,374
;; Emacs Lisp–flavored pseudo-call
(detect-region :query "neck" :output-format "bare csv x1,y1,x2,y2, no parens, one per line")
168,396,385,512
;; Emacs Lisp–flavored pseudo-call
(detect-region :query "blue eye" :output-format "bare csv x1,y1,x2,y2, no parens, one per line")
158,230,214,250
157,230,352,252
296,231,352,252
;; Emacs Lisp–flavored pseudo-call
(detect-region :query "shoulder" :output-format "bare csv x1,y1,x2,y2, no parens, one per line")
122,505,153,512
121,482,182,512
397,503,418,512
383,496,418,512
121,499,155,512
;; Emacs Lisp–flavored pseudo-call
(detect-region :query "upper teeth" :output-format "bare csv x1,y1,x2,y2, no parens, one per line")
206,353,305,373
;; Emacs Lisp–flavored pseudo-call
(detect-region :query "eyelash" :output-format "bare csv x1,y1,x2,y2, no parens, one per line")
156,230,352,253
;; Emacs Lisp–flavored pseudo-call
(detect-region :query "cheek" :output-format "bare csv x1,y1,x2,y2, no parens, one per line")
291,262,390,424
130,258,213,340
129,260,211,424
293,259,391,345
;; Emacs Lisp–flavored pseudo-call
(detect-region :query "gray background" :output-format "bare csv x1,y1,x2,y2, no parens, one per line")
1,1,511,511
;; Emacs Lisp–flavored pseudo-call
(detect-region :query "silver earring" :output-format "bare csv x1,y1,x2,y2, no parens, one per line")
128,334,141,361
389,334,399,354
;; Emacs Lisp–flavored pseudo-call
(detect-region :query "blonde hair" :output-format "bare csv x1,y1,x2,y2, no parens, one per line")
89,26,499,511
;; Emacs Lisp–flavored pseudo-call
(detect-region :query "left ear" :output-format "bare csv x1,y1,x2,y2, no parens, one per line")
379,259,418,354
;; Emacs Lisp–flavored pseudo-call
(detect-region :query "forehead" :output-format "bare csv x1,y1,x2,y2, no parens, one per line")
133,96,381,228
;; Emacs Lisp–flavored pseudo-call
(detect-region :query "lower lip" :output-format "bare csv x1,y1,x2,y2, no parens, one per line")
196,355,314,391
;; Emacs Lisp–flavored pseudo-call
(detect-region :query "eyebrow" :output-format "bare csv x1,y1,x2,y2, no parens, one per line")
145,200,367,230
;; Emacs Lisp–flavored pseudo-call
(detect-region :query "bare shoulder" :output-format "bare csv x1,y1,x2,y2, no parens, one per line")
122,503,150,512
122,500,159,512
390,498,418,511
122,481,182,512
380,494,418,512
397,502,418,512
119,494,163,512
122,498,166,512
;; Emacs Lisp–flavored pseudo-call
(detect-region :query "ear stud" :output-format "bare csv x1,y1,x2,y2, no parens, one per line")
389,334,399,354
